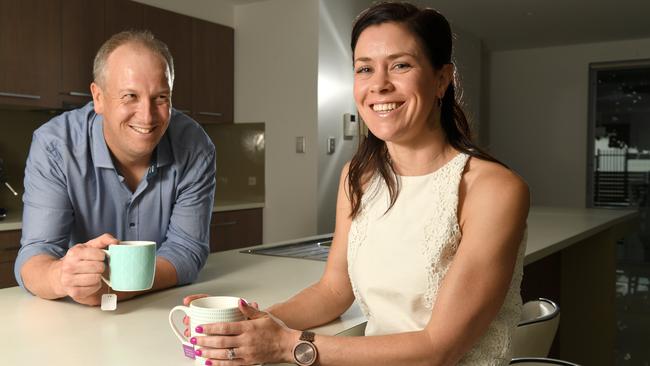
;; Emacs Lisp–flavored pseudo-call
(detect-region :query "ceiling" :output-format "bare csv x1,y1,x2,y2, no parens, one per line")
421,0,650,51
228,0,650,51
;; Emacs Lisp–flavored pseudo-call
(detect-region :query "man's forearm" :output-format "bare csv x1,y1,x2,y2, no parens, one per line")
21,254,66,300
151,256,178,290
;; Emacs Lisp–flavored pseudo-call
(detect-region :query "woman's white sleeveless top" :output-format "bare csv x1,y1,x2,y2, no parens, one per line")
347,153,526,365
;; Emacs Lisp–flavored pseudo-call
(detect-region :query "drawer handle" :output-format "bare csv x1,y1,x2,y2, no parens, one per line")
68,91,92,97
198,111,223,117
177,109,192,114
214,220,237,226
0,91,41,100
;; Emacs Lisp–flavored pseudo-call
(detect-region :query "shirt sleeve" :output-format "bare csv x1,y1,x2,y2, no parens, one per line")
157,148,216,285
14,133,74,289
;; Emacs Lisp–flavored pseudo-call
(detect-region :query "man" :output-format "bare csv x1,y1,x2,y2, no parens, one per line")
14,30,216,306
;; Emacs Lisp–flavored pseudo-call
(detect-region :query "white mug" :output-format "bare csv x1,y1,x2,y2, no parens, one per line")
169,296,245,365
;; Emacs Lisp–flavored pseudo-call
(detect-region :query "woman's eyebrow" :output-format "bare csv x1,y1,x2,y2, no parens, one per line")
354,51,416,63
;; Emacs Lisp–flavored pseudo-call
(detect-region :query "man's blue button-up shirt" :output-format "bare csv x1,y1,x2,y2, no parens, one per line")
14,102,216,288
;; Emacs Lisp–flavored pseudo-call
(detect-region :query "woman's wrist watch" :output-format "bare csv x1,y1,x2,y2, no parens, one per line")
292,330,318,365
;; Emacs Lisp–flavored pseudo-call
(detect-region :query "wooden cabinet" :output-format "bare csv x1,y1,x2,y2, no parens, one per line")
192,19,234,124
210,209,262,252
0,0,234,120
105,0,145,37
59,0,104,108
144,6,193,113
0,0,60,108
0,230,20,289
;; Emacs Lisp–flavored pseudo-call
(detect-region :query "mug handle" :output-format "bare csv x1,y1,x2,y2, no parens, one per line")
101,249,111,288
169,305,191,343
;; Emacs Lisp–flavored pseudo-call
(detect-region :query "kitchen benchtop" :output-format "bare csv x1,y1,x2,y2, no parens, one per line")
0,199,265,232
0,206,638,366
0,238,364,366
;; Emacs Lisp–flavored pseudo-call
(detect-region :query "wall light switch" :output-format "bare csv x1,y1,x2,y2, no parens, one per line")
343,113,358,139
296,136,306,153
248,176,257,186
327,137,336,154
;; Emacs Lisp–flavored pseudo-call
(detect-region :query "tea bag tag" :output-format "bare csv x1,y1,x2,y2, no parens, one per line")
101,293,117,311
182,343,196,359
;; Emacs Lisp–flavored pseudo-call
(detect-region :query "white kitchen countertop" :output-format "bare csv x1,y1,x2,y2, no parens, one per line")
0,209,21,231
524,206,637,264
0,200,265,231
0,206,637,365
211,200,264,212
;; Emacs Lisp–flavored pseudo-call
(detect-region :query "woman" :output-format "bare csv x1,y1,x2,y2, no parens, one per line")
186,2,529,365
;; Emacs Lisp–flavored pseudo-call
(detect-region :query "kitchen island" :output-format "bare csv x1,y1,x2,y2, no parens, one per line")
0,207,637,366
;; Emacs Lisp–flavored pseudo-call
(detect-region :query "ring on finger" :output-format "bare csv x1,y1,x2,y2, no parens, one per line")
227,347,236,360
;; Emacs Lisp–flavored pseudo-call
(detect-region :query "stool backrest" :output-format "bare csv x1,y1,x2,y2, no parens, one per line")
512,298,560,358
510,357,580,365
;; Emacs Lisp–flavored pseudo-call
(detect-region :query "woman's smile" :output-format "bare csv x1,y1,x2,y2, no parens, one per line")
370,101,406,116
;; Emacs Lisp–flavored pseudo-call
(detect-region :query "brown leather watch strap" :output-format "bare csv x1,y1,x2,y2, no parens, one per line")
300,330,315,343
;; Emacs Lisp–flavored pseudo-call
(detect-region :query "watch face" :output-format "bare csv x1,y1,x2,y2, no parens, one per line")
294,341,317,365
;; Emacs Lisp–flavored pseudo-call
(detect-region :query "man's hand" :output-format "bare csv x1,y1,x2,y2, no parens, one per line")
23,234,177,306
52,233,118,305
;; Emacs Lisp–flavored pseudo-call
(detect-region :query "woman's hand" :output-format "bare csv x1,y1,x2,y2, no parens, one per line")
182,294,261,337
183,293,210,337
193,299,299,365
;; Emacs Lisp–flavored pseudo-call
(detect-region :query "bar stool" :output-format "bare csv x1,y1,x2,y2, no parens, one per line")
512,298,560,358
510,357,580,365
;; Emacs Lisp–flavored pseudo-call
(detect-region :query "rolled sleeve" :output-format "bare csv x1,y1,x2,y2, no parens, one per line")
15,133,74,288
157,149,216,285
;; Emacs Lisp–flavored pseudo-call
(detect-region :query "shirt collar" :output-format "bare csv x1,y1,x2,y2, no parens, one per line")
90,107,174,171
90,112,115,169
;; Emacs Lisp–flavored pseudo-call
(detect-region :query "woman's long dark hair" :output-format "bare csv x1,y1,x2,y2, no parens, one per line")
347,2,504,218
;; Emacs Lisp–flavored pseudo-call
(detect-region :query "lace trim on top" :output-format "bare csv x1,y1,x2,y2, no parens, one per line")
347,174,380,318
419,152,469,309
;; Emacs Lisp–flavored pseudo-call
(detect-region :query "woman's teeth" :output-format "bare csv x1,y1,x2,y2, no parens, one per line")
372,102,399,112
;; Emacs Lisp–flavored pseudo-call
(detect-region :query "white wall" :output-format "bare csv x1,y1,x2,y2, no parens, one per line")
234,0,320,242
316,0,484,233
133,0,234,27
453,29,483,131
489,37,650,207
317,0,368,234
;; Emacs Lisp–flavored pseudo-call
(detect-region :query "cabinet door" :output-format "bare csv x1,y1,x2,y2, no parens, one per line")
144,6,193,113
105,0,145,36
210,209,262,252
192,19,234,124
0,230,21,289
0,0,60,108
60,0,105,108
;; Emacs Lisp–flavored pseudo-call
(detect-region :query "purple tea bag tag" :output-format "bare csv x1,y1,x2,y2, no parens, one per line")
182,342,195,359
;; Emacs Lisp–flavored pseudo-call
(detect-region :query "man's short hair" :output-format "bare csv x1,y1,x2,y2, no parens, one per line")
93,29,174,88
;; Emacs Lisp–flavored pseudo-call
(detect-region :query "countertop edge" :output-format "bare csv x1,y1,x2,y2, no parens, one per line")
212,202,264,212
0,201,266,232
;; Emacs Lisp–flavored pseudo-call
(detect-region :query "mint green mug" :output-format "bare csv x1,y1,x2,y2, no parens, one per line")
101,241,156,291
